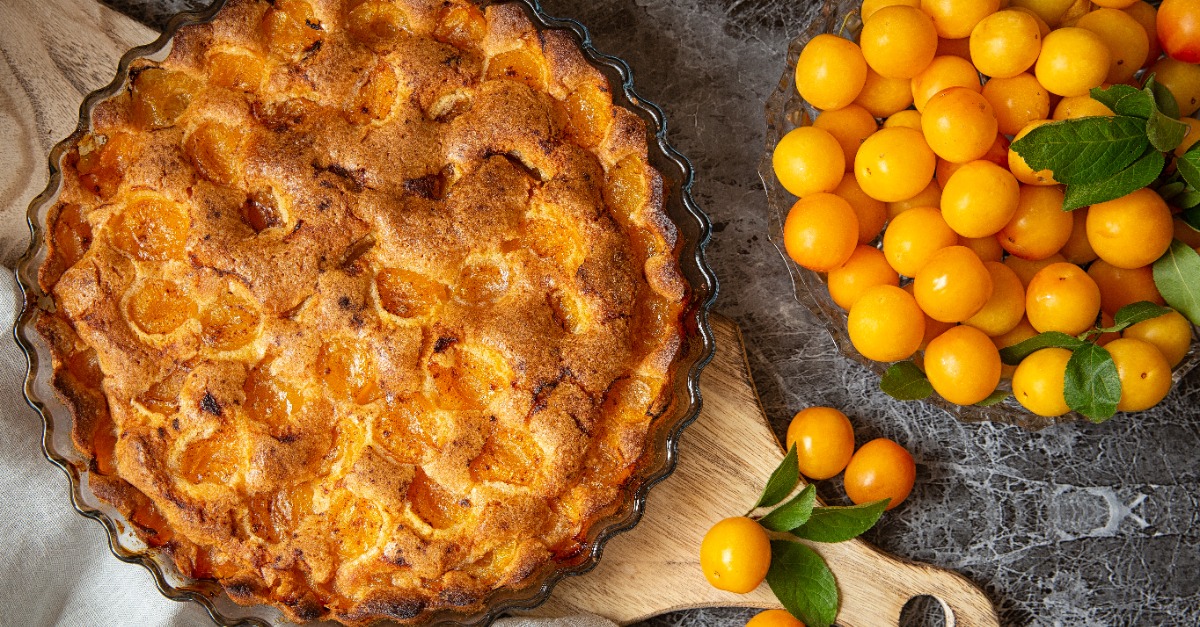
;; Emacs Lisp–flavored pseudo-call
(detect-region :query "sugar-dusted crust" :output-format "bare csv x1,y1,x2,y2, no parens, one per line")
36,1,687,624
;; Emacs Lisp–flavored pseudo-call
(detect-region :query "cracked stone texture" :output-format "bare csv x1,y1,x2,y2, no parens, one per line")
103,1,1200,626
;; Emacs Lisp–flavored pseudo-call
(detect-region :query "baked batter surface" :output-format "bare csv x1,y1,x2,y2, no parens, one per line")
36,0,686,623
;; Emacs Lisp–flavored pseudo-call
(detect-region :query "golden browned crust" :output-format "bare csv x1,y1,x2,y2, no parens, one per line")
37,0,686,624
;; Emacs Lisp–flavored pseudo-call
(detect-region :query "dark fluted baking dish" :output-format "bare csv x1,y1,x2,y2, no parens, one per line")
12,1,718,624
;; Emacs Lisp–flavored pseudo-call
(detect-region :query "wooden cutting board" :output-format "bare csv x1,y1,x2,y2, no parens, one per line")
0,2,1000,625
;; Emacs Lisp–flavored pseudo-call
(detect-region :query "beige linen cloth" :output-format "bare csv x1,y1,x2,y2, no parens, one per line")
0,248,617,627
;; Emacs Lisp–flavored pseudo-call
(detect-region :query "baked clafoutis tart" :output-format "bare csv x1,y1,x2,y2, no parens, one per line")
33,0,689,623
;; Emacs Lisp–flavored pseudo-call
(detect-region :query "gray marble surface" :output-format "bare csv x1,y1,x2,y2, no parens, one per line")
101,1,1200,626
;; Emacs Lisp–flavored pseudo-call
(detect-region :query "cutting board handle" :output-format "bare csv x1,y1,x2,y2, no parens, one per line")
831,543,998,627
924,568,1000,627
773,504,999,626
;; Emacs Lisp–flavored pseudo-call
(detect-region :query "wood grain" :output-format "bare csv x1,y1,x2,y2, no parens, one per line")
1,2,1000,625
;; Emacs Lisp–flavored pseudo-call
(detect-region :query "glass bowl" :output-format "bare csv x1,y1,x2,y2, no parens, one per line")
12,1,718,625
757,0,1199,429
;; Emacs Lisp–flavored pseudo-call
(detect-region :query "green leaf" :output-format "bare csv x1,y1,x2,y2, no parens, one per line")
755,444,800,509
1147,110,1189,153
1146,75,1182,119
1177,146,1200,191
1110,301,1174,331
1062,149,1165,211
975,389,1010,407
879,361,932,401
1087,301,1173,337
1010,116,1149,184
1090,84,1152,118
766,541,839,627
1153,240,1200,325
759,485,817,532
1158,181,1187,200
1064,343,1122,422
791,500,890,543
999,332,1087,365
1182,206,1200,229
1175,190,1200,211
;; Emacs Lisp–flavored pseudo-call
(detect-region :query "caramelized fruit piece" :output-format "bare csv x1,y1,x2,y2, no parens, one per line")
201,290,262,351
241,188,284,232
252,97,319,131
92,423,118,476
191,547,239,580
563,84,612,147
130,68,200,130
347,61,400,125
587,437,636,484
261,0,323,58
549,533,583,561
602,375,655,423
247,484,296,543
604,155,650,228
138,366,189,414
376,268,447,318
324,425,358,477
434,4,486,49
248,483,314,545
631,226,668,261
470,542,518,578
525,215,583,267
65,348,104,387
348,0,410,48
277,483,314,528
456,262,508,305
460,352,510,408
320,339,380,404
486,48,548,91
407,469,467,529
244,363,305,432
548,289,587,334
469,429,541,485
52,203,92,269
76,132,137,198
130,501,174,547
180,434,237,484
207,48,266,91
332,496,384,559
110,196,190,261
633,295,673,356
67,349,115,473
127,279,197,336
190,548,216,578
184,120,247,187
375,395,434,463
429,345,508,410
